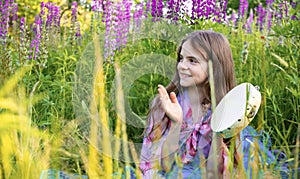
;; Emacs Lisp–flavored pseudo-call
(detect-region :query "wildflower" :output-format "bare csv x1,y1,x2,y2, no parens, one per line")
238,0,248,20
29,15,42,60
266,9,273,31
166,0,175,19
0,0,10,43
71,1,78,23
133,2,144,30
20,17,25,42
151,0,163,21
92,0,103,12
230,11,237,27
266,0,274,7
53,6,60,28
104,0,113,60
11,3,18,22
245,9,253,33
40,1,45,15
256,3,266,31
144,0,151,18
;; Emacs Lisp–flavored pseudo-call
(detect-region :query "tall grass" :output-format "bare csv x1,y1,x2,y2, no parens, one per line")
0,0,298,178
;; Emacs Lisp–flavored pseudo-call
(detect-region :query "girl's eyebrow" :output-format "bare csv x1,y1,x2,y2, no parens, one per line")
179,53,196,59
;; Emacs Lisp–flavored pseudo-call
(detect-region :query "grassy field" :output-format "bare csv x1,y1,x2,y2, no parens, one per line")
0,0,299,178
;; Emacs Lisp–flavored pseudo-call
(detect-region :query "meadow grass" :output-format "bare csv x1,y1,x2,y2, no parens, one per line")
0,1,299,178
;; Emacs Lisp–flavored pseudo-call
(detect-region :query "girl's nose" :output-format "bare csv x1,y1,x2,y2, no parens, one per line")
178,60,188,70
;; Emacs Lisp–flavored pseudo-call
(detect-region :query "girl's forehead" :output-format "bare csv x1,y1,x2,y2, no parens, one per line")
181,40,206,57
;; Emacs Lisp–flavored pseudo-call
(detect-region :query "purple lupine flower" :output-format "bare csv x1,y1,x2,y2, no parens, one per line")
151,0,157,18
245,9,253,33
151,0,163,21
238,0,248,20
266,0,274,7
40,1,45,15
11,3,18,21
166,0,175,19
0,0,10,42
53,6,60,28
30,15,42,60
20,17,25,43
165,0,179,22
284,1,289,18
46,2,54,28
230,11,238,27
174,0,180,21
191,0,197,20
144,0,151,19
267,8,273,31
256,3,266,31
157,0,163,18
71,1,78,23
223,0,228,21
133,3,144,31
92,0,103,12
290,1,298,9
104,0,113,60
122,0,131,48
20,17,25,32
75,22,81,37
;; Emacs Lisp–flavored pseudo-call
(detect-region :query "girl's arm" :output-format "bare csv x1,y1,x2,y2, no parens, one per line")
157,85,183,172
161,120,182,172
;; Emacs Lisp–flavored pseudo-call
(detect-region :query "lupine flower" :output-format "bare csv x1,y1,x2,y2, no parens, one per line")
46,2,54,28
53,6,60,28
71,1,78,23
20,17,25,43
151,0,163,21
104,0,113,60
11,3,18,22
0,0,10,43
40,1,45,15
256,3,266,31
230,11,237,27
144,0,151,19
266,0,274,7
267,9,273,31
238,0,248,20
122,0,132,47
245,9,253,33
166,0,175,19
29,15,42,60
92,0,103,12
191,0,197,20
133,2,144,30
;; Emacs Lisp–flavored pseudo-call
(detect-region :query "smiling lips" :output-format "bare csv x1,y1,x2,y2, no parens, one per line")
179,72,191,79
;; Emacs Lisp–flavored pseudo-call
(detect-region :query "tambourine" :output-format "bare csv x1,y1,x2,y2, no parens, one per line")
211,83,261,139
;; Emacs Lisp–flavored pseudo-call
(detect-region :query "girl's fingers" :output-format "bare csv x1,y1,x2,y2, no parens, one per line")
169,92,178,104
158,85,169,100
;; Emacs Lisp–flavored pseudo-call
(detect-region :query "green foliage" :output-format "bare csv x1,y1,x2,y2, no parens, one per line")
0,1,299,178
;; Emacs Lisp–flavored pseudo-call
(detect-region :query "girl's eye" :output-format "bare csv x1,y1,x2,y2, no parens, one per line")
178,55,183,62
189,58,198,63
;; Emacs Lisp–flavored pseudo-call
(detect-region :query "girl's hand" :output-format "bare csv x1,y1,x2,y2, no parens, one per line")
157,84,183,123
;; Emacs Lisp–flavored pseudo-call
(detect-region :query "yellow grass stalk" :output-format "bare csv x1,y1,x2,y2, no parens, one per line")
114,62,131,177
0,69,50,179
89,33,112,177
129,141,143,179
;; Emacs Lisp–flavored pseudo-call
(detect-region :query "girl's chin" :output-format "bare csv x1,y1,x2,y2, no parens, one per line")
180,81,194,88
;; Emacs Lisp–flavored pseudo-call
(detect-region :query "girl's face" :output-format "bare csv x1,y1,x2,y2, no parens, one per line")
177,40,208,88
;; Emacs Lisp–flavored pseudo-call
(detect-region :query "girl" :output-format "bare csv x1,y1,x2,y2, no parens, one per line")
139,30,238,178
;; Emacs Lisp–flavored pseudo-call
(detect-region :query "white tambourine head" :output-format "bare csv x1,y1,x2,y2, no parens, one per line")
211,83,261,138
